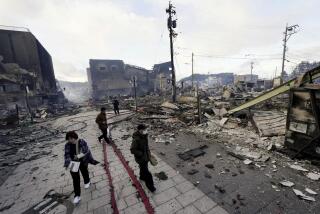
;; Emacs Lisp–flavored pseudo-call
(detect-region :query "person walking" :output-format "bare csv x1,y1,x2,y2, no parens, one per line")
95,107,110,143
64,131,99,204
113,99,120,115
130,124,156,192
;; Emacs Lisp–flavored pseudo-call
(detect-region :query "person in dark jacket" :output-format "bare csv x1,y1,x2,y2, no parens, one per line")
113,99,120,115
64,131,99,204
95,107,110,143
130,124,156,192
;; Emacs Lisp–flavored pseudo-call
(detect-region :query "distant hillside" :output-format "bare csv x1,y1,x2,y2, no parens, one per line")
58,80,89,103
179,73,234,85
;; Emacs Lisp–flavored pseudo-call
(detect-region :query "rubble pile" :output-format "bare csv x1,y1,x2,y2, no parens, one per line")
0,123,61,185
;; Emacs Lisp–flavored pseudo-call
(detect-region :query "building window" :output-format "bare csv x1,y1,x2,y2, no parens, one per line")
0,85,5,92
111,65,118,72
99,66,106,71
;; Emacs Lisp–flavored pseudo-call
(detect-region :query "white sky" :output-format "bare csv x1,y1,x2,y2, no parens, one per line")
1,0,320,82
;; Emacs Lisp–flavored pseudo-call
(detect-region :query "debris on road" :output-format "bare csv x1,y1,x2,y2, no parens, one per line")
306,172,320,181
243,159,253,165
205,164,214,169
188,169,199,175
293,189,316,202
178,145,208,161
154,171,168,180
289,164,309,172
305,188,317,195
279,180,295,187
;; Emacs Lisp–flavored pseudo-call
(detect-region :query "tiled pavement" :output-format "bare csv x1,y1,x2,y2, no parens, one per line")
0,110,228,214
108,122,228,214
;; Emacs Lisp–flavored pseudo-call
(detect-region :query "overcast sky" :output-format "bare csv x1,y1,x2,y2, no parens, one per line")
1,0,320,82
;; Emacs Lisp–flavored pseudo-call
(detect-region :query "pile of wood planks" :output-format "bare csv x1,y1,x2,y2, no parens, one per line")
252,111,287,137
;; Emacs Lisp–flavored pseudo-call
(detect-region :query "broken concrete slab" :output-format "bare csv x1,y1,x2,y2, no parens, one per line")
219,118,229,127
279,180,295,187
161,101,179,110
305,188,317,195
178,145,208,161
243,159,253,165
293,189,316,202
306,172,320,181
289,164,309,172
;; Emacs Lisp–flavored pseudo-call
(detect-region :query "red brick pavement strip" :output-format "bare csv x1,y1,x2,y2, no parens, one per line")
110,141,155,214
103,143,119,214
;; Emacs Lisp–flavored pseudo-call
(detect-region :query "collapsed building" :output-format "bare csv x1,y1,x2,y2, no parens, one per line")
0,27,61,108
234,74,273,91
0,26,66,125
152,62,172,93
87,59,172,101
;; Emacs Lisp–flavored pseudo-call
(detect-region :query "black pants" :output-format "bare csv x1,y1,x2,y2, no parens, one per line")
70,163,90,197
139,162,155,191
98,128,110,143
114,107,120,115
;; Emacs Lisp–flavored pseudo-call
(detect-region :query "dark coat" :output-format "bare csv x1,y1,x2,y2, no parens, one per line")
113,100,119,108
130,131,150,164
64,139,96,167
96,112,108,130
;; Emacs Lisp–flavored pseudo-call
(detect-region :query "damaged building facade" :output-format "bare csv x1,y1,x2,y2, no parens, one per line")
87,59,172,100
234,74,273,91
0,27,60,109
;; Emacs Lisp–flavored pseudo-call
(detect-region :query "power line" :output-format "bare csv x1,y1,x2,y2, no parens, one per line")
191,54,281,60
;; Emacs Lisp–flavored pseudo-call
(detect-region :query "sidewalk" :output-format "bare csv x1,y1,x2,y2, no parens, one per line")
0,110,227,214
106,120,228,214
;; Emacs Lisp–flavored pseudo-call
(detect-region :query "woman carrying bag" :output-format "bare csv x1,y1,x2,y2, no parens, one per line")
64,131,99,204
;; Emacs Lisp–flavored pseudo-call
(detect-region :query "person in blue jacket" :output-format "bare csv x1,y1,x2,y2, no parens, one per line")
64,131,99,204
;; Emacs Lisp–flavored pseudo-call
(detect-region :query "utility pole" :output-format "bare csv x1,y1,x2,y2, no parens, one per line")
197,84,201,124
250,62,254,81
192,52,194,90
281,23,299,83
133,76,137,112
166,1,177,102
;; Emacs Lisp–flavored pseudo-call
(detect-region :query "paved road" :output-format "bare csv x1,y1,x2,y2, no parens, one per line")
0,110,227,214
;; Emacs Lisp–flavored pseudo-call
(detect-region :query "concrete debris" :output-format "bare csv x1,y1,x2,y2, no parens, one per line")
178,145,208,161
267,143,276,151
243,159,253,165
306,172,320,181
279,180,295,187
204,164,214,169
289,164,309,172
305,188,317,195
155,133,175,144
214,184,226,193
213,108,228,117
161,101,179,110
178,96,197,103
272,185,281,192
219,118,229,127
188,169,199,175
154,171,168,180
243,151,262,160
293,189,316,202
